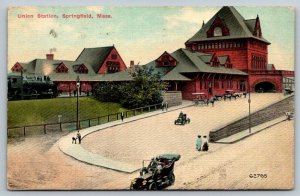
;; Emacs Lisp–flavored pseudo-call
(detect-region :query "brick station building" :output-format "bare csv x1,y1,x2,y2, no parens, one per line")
182,6,294,97
10,46,132,96
10,6,294,100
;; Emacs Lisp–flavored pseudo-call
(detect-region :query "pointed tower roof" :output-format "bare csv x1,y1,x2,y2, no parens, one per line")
186,6,270,44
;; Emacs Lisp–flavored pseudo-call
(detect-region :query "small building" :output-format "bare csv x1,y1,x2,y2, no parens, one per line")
10,46,132,96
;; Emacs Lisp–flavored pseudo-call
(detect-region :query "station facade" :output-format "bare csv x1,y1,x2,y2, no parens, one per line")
10,6,294,100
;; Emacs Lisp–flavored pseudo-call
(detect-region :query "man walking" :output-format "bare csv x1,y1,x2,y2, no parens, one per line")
121,112,124,122
196,135,202,151
161,101,165,111
77,131,82,144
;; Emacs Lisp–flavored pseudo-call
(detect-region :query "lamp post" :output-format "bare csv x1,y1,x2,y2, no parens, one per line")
20,69,24,100
76,75,80,130
248,77,251,133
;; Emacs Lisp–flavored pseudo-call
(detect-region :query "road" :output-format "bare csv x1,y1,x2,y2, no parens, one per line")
7,93,294,190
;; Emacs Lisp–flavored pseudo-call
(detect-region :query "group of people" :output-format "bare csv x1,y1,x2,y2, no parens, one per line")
196,135,209,151
72,131,82,144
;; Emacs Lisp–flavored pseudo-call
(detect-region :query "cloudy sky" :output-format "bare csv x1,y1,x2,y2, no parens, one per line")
8,6,294,71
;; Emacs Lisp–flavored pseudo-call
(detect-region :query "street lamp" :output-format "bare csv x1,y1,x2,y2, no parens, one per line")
76,75,80,130
248,77,251,133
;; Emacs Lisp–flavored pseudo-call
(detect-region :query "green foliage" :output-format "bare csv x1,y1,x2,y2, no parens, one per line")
93,82,121,102
92,66,167,109
119,66,167,108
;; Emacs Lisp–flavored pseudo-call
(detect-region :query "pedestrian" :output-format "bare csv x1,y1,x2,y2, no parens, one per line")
243,92,247,98
165,101,168,111
209,97,215,107
202,135,209,151
121,112,124,122
72,137,77,144
161,101,165,111
77,131,82,144
196,135,202,151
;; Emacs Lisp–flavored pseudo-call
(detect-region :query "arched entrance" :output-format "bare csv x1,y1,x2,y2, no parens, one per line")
254,81,276,93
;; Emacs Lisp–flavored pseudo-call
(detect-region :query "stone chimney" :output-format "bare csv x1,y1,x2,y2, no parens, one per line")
46,54,54,60
130,60,134,67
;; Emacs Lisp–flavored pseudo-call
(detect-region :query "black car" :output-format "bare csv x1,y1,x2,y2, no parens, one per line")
130,154,181,190
174,112,190,125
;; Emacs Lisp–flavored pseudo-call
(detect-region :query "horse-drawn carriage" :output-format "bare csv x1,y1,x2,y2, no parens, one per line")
174,111,190,125
223,90,241,100
192,92,209,105
130,154,181,190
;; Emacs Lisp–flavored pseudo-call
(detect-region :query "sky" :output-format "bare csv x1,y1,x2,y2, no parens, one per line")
8,6,295,71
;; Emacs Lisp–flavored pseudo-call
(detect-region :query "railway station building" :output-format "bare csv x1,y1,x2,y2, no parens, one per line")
10,6,294,100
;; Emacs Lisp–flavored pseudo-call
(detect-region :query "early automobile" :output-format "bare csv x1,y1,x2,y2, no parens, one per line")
130,154,181,190
174,112,190,125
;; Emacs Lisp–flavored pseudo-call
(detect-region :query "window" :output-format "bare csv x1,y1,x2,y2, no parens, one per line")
214,79,219,89
107,61,120,73
213,27,222,37
162,56,169,66
200,80,202,90
111,53,117,59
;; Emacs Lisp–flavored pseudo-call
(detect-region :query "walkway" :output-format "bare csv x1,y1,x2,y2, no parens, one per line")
58,100,194,173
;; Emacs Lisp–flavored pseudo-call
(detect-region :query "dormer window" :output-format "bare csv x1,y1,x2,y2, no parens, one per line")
206,16,229,38
214,27,222,37
155,51,177,67
76,64,88,74
11,62,24,72
56,62,68,73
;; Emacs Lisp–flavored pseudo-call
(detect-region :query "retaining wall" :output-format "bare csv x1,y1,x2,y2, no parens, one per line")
209,95,294,142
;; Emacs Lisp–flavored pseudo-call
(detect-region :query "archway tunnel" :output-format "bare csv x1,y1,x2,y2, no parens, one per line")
254,81,276,93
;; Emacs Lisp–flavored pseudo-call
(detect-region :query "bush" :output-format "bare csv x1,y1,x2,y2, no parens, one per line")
93,82,121,102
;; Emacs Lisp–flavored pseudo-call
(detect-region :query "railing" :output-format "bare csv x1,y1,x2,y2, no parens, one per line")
8,103,163,138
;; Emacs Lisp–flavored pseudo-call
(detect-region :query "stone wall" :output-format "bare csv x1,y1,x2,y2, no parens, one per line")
162,91,182,107
209,95,294,142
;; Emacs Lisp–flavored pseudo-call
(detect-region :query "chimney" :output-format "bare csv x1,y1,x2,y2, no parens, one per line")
46,54,54,60
130,60,134,67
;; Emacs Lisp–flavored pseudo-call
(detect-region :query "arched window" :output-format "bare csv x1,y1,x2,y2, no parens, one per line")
213,27,222,37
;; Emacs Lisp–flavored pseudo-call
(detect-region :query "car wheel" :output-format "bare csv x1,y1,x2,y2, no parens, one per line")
130,182,134,190
169,173,175,185
149,182,157,190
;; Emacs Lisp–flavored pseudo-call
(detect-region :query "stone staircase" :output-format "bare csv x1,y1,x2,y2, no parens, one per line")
209,95,294,142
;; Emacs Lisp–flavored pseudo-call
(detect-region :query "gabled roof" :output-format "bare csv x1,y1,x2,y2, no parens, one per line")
186,6,270,44
161,68,191,81
144,48,247,81
76,46,114,73
244,19,256,33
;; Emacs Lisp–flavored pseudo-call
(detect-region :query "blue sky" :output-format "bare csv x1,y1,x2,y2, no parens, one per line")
8,6,294,71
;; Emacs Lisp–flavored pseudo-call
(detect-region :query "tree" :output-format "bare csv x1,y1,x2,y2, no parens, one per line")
119,66,167,108
93,82,121,102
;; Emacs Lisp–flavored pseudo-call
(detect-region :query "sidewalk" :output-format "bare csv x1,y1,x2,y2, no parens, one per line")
58,100,194,173
214,116,288,144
